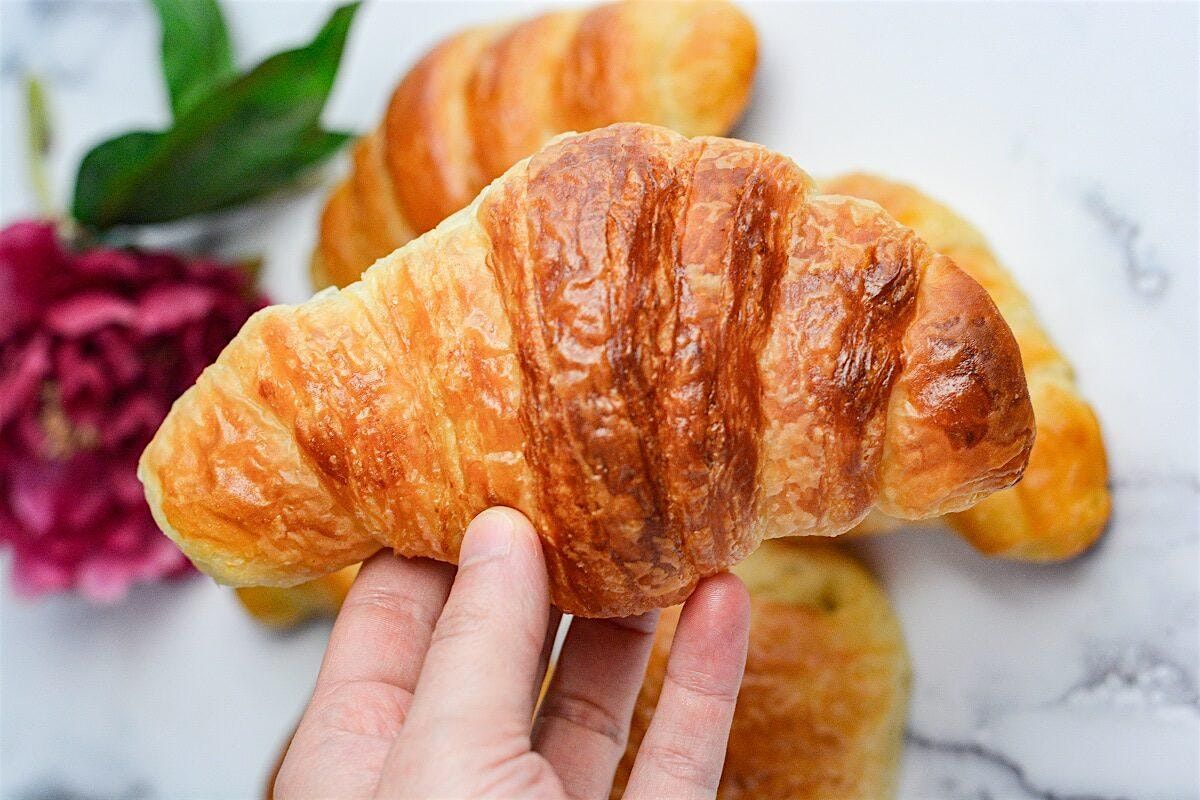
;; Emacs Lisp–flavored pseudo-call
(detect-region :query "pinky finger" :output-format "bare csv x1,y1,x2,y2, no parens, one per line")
620,573,750,800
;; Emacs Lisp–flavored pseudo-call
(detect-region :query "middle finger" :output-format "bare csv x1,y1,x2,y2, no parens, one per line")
532,610,661,799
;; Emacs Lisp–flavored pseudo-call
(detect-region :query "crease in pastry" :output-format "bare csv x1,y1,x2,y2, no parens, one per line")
611,539,910,800
141,124,1034,617
314,0,759,289
823,173,1110,561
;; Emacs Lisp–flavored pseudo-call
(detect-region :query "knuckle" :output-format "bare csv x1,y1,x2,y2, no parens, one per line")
431,597,495,648
666,663,741,705
341,585,438,637
540,688,627,747
473,751,563,799
311,679,412,739
639,739,721,791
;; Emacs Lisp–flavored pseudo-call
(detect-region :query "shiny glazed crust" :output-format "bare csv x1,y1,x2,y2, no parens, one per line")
314,0,758,289
612,539,910,800
140,125,1034,617
823,174,1110,560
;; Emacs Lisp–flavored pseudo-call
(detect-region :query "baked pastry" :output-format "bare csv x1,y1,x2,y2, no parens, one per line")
612,539,910,800
235,564,359,627
823,174,1109,560
314,0,758,288
139,124,1035,617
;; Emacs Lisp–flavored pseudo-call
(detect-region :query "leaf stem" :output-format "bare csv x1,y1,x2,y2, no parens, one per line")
24,74,56,217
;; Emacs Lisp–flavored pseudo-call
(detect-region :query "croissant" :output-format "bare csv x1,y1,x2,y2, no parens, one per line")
612,539,909,800
235,564,359,627
314,0,757,289
139,124,1035,617
823,174,1110,560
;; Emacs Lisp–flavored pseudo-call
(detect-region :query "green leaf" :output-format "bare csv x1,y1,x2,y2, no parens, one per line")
151,0,236,117
72,2,359,230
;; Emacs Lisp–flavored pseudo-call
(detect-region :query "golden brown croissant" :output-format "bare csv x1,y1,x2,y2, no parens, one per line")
314,0,758,289
612,539,910,800
140,124,1035,617
823,174,1109,560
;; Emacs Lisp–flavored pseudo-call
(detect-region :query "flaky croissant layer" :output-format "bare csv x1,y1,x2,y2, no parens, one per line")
140,124,1034,617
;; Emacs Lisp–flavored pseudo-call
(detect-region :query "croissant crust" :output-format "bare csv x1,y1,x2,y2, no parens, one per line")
141,125,1034,617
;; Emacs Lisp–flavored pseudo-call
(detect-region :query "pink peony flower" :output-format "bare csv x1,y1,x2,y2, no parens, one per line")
0,220,268,602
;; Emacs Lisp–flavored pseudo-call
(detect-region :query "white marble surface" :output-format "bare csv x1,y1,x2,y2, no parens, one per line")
1,1,1197,798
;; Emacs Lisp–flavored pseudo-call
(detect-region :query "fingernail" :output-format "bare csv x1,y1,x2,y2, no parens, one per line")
459,508,515,567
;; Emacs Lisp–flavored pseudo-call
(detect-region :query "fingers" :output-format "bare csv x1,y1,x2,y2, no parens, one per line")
276,553,455,799
622,573,750,800
533,610,660,800
377,507,551,790
316,553,455,694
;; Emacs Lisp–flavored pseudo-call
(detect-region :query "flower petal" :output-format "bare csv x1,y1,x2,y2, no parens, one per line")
10,553,73,597
94,329,143,386
56,340,111,403
45,292,138,336
0,221,63,340
8,462,59,534
77,556,136,603
136,284,219,335
100,395,164,449
73,248,146,282
0,336,50,427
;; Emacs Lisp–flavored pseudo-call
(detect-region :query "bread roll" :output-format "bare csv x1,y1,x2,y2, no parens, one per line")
613,539,909,799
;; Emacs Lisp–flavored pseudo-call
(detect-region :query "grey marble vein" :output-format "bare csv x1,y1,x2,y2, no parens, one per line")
1080,188,1170,299
1052,644,1200,715
1108,474,1200,492
14,779,154,800
905,728,1133,800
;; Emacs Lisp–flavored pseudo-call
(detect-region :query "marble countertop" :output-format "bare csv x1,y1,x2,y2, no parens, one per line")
1,2,1196,798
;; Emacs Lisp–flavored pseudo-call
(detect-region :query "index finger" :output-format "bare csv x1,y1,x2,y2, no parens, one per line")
316,551,455,695
276,553,455,799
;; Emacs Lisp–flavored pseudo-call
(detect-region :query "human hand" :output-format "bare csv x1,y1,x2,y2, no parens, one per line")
274,507,751,799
